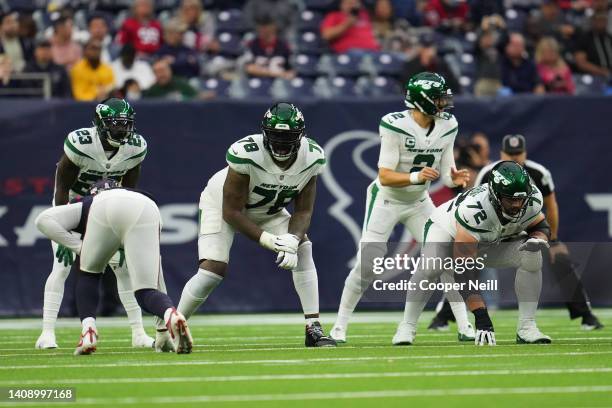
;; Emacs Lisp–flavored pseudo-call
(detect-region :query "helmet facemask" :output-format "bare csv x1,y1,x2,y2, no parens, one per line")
100,116,135,147
489,181,532,222
262,125,303,162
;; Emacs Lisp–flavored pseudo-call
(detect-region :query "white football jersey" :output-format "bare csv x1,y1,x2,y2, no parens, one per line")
206,134,325,218
377,110,458,203
62,127,147,200
430,184,544,243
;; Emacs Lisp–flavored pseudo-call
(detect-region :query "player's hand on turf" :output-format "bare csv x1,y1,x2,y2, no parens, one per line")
276,251,298,270
475,329,496,346
418,167,440,183
55,244,74,267
259,231,300,253
519,238,550,252
451,167,470,188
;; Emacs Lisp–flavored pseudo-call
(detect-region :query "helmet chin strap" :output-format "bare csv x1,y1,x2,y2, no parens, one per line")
106,136,122,148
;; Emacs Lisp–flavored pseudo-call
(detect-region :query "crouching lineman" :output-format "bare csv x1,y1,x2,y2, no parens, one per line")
394,161,552,345
330,72,474,343
35,180,193,355
177,102,336,347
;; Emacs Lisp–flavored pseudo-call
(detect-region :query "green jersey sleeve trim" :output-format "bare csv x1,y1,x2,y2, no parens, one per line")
124,148,148,162
64,138,95,161
226,150,265,171
379,119,412,137
441,126,458,138
299,158,326,174
455,209,491,234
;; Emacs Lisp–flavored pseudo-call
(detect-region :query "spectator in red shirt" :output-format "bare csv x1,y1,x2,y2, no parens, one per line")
320,0,380,54
117,0,163,56
424,0,470,32
535,36,575,94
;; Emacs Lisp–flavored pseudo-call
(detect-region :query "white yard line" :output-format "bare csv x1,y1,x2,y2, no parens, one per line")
0,367,611,386
1,385,612,406
1,350,611,370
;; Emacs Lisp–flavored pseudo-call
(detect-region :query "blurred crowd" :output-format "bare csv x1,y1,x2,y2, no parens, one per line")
0,0,611,100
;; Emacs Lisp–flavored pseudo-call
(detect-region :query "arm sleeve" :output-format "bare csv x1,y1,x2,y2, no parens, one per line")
377,131,399,169
35,203,83,254
540,168,555,195
440,135,458,187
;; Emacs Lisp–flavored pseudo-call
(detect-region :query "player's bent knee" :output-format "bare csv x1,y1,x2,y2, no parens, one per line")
520,251,542,273
199,259,227,277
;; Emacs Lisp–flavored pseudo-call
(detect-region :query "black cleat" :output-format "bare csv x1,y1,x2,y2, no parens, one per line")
581,314,604,331
305,322,337,347
428,315,450,331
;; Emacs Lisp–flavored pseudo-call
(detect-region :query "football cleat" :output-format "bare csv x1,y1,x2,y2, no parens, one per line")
74,327,98,355
581,314,604,331
392,321,416,346
458,323,476,342
154,329,174,353
329,325,347,343
165,308,193,354
516,327,552,344
132,332,155,348
427,315,450,332
305,322,337,347
35,331,58,349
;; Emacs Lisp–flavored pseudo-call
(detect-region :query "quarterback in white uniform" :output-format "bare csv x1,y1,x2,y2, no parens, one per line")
177,102,336,347
394,161,552,346
35,98,154,350
330,72,474,343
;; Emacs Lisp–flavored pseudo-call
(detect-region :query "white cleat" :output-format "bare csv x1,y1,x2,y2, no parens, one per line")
516,326,552,344
74,327,98,355
35,331,58,349
154,329,174,353
392,322,416,346
165,308,193,354
329,325,347,343
458,323,476,342
132,332,155,348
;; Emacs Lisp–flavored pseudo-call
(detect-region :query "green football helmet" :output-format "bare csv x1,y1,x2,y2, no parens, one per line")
488,161,534,222
405,72,453,118
261,102,305,162
93,98,135,148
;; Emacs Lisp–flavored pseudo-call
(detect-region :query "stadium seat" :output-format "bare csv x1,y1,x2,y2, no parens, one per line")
216,9,247,34
228,77,274,99
270,77,316,99
296,31,327,55
216,32,244,57
459,76,474,95
356,76,402,97
297,10,325,32
94,0,134,12
457,53,476,78
293,54,321,78
199,78,231,97
328,76,359,97
367,52,407,78
574,74,607,95
5,0,46,12
155,0,180,11
327,53,364,78
505,8,528,33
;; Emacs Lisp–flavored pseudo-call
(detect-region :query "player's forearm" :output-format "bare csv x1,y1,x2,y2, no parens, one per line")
54,189,70,206
378,168,411,187
222,209,263,243
35,209,82,253
288,211,312,241
545,201,559,240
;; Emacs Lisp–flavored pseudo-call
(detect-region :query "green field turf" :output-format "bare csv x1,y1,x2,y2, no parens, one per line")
0,309,611,407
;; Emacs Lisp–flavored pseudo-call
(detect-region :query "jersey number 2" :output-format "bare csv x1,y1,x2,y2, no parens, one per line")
409,154,435,184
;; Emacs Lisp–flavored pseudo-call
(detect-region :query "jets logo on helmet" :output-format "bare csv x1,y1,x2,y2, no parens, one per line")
405,72,453,118
93,98,135,148
488,161,533,222
261,102,305,162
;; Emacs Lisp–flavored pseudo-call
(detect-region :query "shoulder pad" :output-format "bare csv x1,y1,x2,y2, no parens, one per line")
226,134,266,173
455,193,494,237
64,128,96,163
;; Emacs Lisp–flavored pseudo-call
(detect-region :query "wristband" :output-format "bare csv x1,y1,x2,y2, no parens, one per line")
409,172,420,184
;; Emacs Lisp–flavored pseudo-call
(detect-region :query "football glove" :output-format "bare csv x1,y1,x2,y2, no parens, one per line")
475,329,496,346
276,251,298,270
259,231,300,254
473,307,496,346
519,238,550,252
55,244,74,267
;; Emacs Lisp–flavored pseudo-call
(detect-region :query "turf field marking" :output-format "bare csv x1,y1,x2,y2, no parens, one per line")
1,385,612,406
2,350,611,370
1,367,611,386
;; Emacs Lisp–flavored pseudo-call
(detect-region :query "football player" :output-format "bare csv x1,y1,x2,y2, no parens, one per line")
35,98,154,350
394,161,552,345
35,180,192,355
177,102,336,347
330,72,474,343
